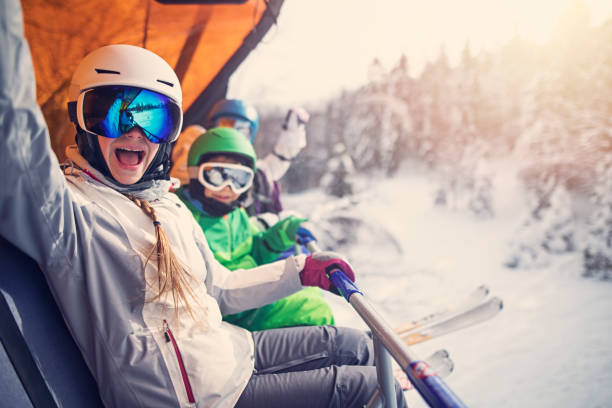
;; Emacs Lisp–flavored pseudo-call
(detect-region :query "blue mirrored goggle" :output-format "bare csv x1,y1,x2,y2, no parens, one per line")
78,86,182,144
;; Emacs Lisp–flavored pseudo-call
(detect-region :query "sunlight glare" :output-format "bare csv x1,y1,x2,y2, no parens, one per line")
229,0,610,106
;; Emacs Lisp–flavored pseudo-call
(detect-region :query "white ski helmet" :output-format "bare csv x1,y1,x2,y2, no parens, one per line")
68,44,182,108
67,44,183,185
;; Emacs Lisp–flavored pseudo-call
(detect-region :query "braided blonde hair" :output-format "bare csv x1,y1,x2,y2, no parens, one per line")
128,195,203,322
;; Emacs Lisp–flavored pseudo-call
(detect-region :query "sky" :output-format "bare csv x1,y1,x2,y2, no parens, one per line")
228,0,612,107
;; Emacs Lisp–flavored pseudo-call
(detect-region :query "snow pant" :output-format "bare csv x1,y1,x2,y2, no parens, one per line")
235,325,408,408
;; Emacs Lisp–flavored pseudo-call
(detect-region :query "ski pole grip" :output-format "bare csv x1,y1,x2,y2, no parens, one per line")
328,268,362,302
305,241,362,300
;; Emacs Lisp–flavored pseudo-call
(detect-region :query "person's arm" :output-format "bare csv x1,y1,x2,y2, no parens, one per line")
256,107,310,182
195,219,354,315
257,153,291,183
0,0,75,267
195,222,304,315
250,215,306,264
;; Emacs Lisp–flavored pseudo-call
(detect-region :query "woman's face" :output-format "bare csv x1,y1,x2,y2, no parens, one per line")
202,155,241,204
97,128,160,185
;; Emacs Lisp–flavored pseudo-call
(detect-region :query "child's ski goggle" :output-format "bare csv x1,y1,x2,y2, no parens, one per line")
197,162,254,194
215,117,253,140
76,85,182,144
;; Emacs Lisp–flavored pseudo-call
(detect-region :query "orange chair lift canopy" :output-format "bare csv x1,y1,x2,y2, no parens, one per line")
21,0,284,161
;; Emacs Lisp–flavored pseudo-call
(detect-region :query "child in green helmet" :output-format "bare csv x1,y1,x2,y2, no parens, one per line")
174,127,334,330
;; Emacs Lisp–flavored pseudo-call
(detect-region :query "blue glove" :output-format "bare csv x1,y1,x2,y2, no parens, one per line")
296,226,317,245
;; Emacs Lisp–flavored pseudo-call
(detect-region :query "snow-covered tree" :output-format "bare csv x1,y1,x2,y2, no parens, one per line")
269,4,611,282
583,156,612,280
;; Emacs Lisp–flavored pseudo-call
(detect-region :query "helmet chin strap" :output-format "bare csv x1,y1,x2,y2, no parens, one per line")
140,142,173,183
75,127,113,178
75,127,172,188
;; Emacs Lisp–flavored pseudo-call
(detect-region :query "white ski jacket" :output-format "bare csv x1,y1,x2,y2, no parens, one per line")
0,1,304,406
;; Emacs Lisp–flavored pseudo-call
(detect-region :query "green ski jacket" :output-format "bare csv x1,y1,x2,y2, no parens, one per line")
176,187,334,330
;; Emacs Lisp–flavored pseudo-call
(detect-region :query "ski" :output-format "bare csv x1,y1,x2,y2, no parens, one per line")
425,348,454,378
400,296,503,346
394,285,490,335
394,349,454,391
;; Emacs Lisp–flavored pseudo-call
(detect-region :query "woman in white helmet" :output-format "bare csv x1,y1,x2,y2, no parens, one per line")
0,2,409,407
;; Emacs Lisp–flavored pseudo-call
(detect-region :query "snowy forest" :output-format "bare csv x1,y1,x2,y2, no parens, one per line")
256,2,611,280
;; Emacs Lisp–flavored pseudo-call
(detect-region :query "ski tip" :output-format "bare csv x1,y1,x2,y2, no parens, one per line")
447,359,455,373
491,296,504,310
477,284,490,296
432,349,450,359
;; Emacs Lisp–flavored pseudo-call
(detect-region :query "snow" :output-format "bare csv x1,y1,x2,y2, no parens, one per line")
282,168,612,408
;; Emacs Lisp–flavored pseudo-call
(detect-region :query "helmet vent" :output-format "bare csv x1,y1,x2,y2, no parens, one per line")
94,68,120,75
157,79,174,87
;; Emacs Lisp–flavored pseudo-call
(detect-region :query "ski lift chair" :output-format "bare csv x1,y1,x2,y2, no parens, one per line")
0,237,104,407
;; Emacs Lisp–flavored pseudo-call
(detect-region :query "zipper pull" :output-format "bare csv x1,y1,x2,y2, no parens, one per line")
163,320,171,343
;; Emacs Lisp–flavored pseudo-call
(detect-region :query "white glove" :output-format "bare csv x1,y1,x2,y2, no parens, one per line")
273,108,310,160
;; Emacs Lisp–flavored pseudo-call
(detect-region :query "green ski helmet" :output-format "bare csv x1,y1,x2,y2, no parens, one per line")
187,127,257,176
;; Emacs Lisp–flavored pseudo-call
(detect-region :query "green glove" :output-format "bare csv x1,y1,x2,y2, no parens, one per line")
263,215,308,252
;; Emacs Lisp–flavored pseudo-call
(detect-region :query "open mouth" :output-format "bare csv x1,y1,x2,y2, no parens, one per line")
115,147,145,166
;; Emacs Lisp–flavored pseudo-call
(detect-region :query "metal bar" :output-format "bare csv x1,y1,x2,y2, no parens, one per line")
330,270,468,408
373,336,397,408
304,240,467,407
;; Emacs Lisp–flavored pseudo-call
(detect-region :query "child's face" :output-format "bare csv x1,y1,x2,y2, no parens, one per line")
202,155,241,204
97,128,159,185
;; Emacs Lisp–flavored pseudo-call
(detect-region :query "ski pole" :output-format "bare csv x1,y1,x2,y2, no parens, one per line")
306,241,468,408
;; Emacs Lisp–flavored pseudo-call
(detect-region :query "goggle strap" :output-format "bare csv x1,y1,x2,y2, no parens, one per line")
67,101,77,124
187,166,200,180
